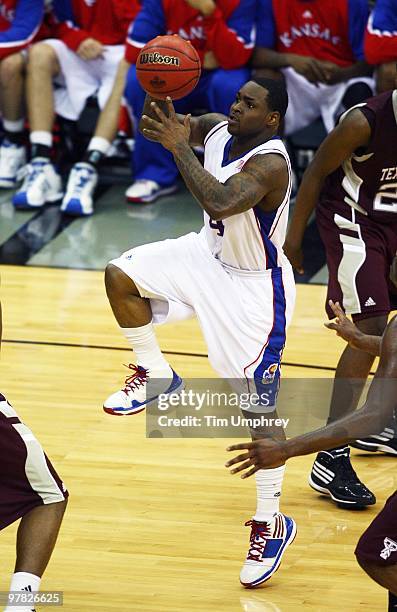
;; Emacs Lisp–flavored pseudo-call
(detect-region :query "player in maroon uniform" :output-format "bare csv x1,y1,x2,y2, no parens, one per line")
0,299,68,612
284,88,397,507
226,302,397,609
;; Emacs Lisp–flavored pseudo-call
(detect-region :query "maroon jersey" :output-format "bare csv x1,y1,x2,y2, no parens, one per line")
320,91,397,225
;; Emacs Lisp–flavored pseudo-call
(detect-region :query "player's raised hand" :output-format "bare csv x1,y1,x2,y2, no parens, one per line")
225,439,287,478
324,300,363,348
141,97,191,152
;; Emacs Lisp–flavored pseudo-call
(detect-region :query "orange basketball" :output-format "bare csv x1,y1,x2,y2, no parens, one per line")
136,35,201,100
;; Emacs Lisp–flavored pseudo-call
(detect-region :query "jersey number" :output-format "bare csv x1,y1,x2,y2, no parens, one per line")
209,217,225,236
374,183,397,214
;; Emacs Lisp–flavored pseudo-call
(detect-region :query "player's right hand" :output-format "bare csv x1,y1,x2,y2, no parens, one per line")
283,238,304,274
287,54,328,85
324,300,363,349
77,38,104,61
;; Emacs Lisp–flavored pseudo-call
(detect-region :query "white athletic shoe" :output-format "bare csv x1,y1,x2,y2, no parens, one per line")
240,513,297,588
13,158,63,209
125,179,177,204
103,363,184,416
61,162,97,216
0,141,26,188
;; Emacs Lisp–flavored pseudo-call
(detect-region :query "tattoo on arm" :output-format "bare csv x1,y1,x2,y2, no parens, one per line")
172,143,285,219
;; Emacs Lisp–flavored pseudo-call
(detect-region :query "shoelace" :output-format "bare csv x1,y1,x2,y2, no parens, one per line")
72,168,93,193
122,363,149,395
245,520,272,562
25,163,45,186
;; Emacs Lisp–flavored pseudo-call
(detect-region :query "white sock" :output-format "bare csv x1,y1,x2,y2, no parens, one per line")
5,572,41,612
121,322,172,376
30,130,52,147
253,465,286,523
88,136,110,154
3,118,25,132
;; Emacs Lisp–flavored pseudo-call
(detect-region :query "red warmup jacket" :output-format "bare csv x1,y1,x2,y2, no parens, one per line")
125,0,256,70
52,0,141,51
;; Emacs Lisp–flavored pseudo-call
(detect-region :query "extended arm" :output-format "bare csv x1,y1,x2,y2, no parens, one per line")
226,316,397,477
284,108,372,272
141,98,287,220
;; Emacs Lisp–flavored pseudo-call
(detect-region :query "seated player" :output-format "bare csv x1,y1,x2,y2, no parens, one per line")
365,0,397,93
253,0,374,135
103,76,297,588
0,0,44,189
0,299,68,612
226,302,397,609
122,0,256,204
13,0,140,216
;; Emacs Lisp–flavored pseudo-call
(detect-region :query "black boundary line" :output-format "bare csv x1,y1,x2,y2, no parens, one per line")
3,337,371,374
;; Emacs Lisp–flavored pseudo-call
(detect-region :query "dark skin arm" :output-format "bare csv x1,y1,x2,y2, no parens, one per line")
225,315,397,478
325,300,382,357
284,108,372,273
141,97,288,221
252,48,372,86
139,94,224,147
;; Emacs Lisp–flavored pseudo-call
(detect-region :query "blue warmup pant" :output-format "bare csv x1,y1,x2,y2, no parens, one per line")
125,65,250,187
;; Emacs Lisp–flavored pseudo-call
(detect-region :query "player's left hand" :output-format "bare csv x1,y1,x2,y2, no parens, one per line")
319,61,344,85
324,300,363,349
184,0,216,16
141,98,191,152
225,438,288,478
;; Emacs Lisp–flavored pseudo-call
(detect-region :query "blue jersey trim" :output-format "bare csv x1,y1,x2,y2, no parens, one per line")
254,205,278,269
255,0,276,48
348,0,370,61
253,268,287,405
221,135,281,167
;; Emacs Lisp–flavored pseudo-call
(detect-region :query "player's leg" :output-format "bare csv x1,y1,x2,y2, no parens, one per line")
0,52,26,188
13,42,63,210
103,235,203,415
0,399,68,612
309,205,395,508
207,67,250,115
355,492,397,608
61,51,128,217
375,62,397,94
124,64,179,204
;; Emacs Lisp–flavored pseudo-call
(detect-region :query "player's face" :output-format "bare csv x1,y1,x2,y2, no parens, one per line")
227,82,277,137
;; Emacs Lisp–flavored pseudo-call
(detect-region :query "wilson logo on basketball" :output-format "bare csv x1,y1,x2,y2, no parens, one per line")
139,52,180,66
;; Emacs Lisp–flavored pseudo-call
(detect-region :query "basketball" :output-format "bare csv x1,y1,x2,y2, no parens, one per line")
136,35,201,100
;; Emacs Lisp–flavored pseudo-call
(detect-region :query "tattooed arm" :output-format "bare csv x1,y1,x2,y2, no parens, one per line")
141,98,287,220
139,94,225,147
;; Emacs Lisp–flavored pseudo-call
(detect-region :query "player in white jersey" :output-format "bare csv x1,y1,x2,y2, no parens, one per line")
103,78,296,587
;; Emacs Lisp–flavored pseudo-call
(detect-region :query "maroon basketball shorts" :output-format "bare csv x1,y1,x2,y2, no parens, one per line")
355,491,397,566
317,200,397,321
0,394,68,531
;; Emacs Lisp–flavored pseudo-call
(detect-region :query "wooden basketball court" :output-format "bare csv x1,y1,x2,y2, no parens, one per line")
0,264,393,611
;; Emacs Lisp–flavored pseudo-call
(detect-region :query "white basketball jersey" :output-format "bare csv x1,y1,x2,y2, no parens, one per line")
200,121,292,271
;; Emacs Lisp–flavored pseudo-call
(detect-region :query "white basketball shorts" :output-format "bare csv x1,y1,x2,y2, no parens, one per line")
44,39,124,121
110,232,296,404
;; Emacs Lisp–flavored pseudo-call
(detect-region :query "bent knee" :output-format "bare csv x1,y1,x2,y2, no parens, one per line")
376,63,397,93
105,263,137,296
0,52,25,83
27,42,59,74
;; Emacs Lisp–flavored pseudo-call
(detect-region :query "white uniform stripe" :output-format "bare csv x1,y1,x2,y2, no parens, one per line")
312,466,333,484
12,423,65,504
334,210,366,315
0,399,18,418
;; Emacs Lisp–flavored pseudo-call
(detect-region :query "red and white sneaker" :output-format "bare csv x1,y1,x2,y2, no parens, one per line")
103,363,184,416
240,513,297,588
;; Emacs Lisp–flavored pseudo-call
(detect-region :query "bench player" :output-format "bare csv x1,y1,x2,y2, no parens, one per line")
284,85,397,508
0,299,68,612
226,301,397,609
103,78,297,587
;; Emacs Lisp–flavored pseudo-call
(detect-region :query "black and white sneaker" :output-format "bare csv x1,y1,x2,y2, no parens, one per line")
351,428,397,455
309,448,376,508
